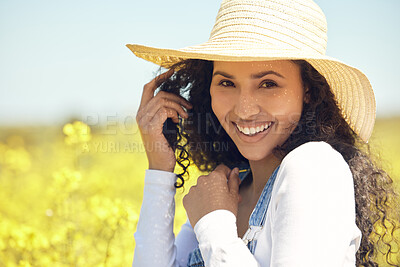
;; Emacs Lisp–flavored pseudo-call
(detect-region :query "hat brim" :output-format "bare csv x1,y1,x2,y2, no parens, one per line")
127,43,376,143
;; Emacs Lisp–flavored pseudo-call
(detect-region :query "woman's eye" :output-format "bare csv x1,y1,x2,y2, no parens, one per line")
218,80,234,87
261,80,277,88
217,80,277,88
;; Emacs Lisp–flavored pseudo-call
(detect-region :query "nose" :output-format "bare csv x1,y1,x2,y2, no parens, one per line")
234,92,261,120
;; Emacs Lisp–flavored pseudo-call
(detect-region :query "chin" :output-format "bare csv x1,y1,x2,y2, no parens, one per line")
237,146,274,162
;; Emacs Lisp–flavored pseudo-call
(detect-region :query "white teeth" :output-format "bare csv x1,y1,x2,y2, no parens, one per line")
236,122,272,136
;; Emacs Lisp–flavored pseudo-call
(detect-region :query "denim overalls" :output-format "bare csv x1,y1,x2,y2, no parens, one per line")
186,164,280,267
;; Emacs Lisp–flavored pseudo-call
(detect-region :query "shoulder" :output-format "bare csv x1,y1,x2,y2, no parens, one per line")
270,141,356,220
282,141,342,164
274,141,353,193
267,142,359,264
280,141,349,173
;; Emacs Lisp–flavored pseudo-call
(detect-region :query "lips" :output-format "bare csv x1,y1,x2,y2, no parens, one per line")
232,121,274,143
235,122,272,135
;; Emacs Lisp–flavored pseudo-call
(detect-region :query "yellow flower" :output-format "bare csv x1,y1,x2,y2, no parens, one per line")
4,147,31,172
18,260,32,267
52,167,82,192
0,137,31,172
63,121,92,145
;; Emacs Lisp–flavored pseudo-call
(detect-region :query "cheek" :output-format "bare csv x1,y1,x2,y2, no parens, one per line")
271,89,304,124
210,90,230,120
286,98,303,122
210,90,217,113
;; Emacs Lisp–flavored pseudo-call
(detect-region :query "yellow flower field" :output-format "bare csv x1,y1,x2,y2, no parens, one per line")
0,118,399,266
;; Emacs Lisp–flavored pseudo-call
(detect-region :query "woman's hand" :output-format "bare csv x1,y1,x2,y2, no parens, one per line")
183,164,241,228
136,69,193,172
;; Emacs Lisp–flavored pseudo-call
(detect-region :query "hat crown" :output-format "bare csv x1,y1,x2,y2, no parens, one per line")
209,0,328,55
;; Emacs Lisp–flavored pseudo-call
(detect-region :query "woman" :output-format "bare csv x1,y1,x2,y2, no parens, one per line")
128,0,399,266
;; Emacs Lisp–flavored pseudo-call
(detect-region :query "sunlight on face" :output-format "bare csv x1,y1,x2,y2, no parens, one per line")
210,60,305,161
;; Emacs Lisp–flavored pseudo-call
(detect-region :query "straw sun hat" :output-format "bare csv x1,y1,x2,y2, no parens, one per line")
126,0,376,142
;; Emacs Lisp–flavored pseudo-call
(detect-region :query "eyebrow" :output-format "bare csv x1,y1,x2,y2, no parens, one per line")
212,70,285,79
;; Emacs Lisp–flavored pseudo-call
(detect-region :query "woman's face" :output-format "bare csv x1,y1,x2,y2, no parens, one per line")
210,60,305,161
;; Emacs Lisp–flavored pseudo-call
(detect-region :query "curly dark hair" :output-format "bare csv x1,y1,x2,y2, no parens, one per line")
155,58,400,266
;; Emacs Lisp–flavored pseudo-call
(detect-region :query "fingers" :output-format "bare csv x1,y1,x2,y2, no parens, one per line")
196,164,241,194
138,106,179,135
137,95,192,133
156,91,193,110
212,164,231,179
145,92,192,120
136,71,193,132
151,106,180,126
238,194,243,203
139,68,174,110
227,167,240,195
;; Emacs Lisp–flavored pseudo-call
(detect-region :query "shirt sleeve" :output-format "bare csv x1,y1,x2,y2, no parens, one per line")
194,209,261,267
269,142,359,266
175,218,199,266
132,169,198,267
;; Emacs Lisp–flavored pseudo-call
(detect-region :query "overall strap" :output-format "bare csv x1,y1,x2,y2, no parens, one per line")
242,165,280,253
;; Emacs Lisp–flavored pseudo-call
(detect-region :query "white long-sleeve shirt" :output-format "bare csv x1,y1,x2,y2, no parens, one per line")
132,141,362,266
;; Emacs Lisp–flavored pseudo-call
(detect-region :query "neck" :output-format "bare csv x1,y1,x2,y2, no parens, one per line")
248,154,281,199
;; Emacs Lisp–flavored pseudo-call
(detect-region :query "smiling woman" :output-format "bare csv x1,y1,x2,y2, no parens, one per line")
128,0,399,266
210,61,305,162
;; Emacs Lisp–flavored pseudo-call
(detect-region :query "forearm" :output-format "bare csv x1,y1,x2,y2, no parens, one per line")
194,210,261,267
132,169,179,267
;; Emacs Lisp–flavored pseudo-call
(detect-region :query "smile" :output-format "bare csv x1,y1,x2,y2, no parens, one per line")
235,122,272,136
232,121,274,143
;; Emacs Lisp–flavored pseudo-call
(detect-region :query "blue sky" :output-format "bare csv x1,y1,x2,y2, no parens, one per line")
0,0,399,125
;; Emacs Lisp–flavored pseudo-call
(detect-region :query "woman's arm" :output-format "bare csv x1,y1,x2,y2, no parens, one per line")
182,165,262,266
132,169,198,267
191,142,360,267
269,141,360,266
194,209,261,267
175,219,199,266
